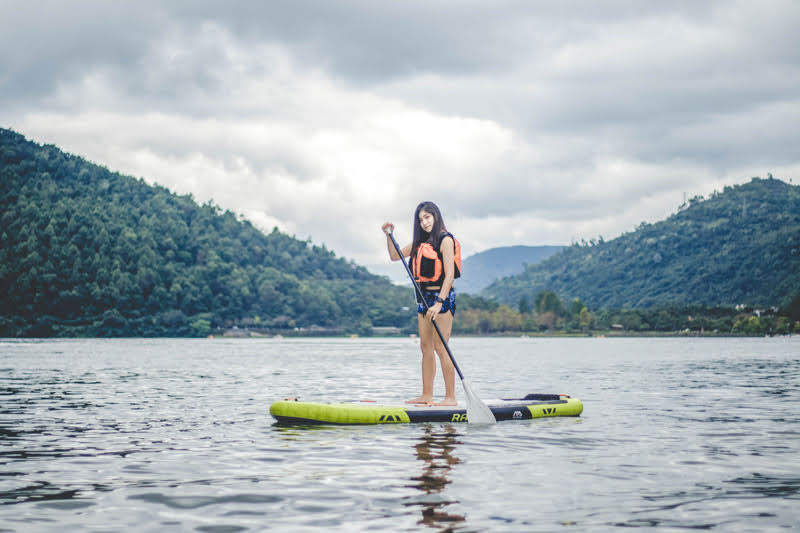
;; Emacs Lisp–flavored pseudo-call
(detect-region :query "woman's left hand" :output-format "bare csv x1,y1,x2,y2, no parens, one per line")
426,302,442,321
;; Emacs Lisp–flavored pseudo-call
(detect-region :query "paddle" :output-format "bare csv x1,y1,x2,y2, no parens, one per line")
386,230,496,424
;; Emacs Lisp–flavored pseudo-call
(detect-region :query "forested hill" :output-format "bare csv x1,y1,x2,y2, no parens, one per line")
484,177,800,311
458,245,564,294
0,128,410,336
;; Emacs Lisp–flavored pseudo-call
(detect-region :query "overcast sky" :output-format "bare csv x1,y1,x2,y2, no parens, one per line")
2,1,799,275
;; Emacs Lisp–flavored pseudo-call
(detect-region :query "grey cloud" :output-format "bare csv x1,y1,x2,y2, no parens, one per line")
0,2,166,105
2,0,798,263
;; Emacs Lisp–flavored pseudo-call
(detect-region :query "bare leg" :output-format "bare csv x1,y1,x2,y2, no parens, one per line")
431,311,457,406
406,314,437,404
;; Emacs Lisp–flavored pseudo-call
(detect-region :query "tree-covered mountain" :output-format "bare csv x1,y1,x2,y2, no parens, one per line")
458,245,564,294
484,177,800,311
4,128,797,338
0,128,412,336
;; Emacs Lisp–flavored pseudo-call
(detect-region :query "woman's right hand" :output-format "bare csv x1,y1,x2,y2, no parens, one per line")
381,222,394,235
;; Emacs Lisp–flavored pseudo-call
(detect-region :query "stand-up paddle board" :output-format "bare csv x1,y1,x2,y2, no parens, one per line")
270,393,582,425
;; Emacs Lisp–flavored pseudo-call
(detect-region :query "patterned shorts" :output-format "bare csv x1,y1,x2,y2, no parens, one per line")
417,288,456,315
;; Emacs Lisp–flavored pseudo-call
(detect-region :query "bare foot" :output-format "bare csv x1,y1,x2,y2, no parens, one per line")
406,396,434,405
434,398,458,406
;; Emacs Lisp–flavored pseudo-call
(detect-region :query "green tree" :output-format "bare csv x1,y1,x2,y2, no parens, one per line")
569,298,585,318
579,307,592,330
189,316,212,337
535,290,564,316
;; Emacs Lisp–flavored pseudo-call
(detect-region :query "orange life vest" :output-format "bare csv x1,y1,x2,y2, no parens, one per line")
411,232,461,287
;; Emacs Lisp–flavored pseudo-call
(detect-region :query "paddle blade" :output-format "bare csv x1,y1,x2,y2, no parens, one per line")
461,379,496,424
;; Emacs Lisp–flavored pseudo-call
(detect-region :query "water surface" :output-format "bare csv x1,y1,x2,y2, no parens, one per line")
1,337,798,531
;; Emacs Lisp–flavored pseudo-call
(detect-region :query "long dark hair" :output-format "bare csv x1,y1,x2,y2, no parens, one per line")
411,201,447,257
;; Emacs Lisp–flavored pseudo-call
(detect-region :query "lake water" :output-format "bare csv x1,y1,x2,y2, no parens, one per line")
1,336,798,532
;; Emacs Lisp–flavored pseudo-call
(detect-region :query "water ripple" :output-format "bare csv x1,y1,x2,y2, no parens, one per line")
0,337,798,531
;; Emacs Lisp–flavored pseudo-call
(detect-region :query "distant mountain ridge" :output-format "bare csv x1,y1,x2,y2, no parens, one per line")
458,245,564,294
483,177,800,310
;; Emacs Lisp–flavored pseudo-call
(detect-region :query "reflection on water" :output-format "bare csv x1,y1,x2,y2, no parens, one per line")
0,372,115,509
724,473,800,499
406,424,465,531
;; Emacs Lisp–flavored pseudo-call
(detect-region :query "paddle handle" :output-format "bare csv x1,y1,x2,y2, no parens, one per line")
386,231,465,381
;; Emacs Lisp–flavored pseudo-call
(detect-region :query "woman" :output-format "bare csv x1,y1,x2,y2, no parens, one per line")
382,201,460,406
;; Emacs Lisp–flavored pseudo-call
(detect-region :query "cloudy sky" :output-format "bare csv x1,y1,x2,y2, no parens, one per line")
2,1,799,276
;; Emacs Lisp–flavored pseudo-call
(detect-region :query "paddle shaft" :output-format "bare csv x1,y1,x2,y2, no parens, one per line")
386,231,465,381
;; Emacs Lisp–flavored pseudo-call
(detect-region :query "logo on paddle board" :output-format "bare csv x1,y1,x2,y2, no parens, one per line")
542,407,556,415
513,410,523,419
379,414,402,422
